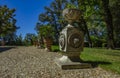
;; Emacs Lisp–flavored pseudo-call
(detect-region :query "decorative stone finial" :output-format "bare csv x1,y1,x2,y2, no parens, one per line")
62,8,81,24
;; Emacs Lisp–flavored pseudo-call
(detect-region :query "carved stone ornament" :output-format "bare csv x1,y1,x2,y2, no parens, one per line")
62,8,81,24
59,25,84,52
68,33,82,48
59,34,65,50
55,8,91,69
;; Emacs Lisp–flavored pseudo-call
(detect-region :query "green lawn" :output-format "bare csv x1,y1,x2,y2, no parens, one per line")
52,45,60,52
52,45,120,74
81,48,120,74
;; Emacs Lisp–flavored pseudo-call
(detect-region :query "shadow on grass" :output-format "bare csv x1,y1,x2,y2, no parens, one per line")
105,52,120,56
52,49,60,52
0,46,16,53
115,48,120,50
82,61,111,68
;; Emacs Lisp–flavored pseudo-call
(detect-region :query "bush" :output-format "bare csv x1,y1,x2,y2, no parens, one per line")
90,36,106,47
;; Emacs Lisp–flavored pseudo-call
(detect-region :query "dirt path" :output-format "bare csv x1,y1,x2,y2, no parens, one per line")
0,46,120,78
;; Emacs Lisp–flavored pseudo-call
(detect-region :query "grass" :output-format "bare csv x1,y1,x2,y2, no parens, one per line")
52,45,120,74
52,45,60,52
81,48,120,74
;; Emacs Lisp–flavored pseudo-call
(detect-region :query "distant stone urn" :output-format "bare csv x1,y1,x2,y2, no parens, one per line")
43,37,52,52
62,8,81,24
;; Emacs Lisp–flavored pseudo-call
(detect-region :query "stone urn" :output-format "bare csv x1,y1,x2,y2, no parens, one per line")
43,37,52,52
62,8,81,24
39,26,54,51
55,8,91,69
59,8,83,56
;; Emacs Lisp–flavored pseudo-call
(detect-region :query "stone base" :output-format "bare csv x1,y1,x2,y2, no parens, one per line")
55,56,92,69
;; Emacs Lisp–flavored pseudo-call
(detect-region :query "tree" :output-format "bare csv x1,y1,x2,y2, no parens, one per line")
0,5,19,45
36,0,68,44
24,33,37,46
36,0,117,49
68,0,114,48
15,34,23,46
109,0,120,48
4,32,17,45
101,0,115,49
66,0,94,47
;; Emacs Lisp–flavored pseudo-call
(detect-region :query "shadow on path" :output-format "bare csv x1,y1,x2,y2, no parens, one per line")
82,61,111,68
0,46,16,53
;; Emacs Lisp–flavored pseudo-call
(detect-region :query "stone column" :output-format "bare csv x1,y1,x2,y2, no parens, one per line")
55,8,91,69
59,24,84,61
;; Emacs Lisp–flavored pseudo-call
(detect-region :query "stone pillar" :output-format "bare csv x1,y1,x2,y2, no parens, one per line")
55,8,91,69
59,24,84,61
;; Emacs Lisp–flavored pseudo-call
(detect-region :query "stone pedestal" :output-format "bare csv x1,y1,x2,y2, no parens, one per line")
55,56,91,69
55,24,91,69
55,8,91,69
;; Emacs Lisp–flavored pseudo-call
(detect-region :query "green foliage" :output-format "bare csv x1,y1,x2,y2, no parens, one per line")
0,5,18,36
39,25,54,38
52,45,60,52
24,33,37,46
90,36,106,47
35,0,119,48
66,3,77,9
81,48,120,74
36,0,68,44
16,34,23,45
0,5,19,46
109,0,120,48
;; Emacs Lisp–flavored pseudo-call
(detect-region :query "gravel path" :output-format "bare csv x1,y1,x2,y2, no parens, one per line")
0,46,120,78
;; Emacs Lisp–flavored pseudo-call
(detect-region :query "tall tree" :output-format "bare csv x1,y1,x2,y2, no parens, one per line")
101,0,115,49
24,33,37,45
110,0,120,48
0,5,19,45
0,5,18,35
37,0,68,44
67,0,95,47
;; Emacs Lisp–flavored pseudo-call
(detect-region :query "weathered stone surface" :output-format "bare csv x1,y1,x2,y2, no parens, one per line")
62,8,81,23
55,56,92,70
58,8,87,69
59,24,84,53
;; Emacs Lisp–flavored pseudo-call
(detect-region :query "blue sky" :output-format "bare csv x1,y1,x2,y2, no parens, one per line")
0,0,53,37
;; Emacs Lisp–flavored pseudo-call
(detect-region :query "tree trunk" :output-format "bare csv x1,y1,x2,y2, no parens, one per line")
0,21,2,34
81,17,93,48
76,0,92,48
1,37,5,46
102,0,115,49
